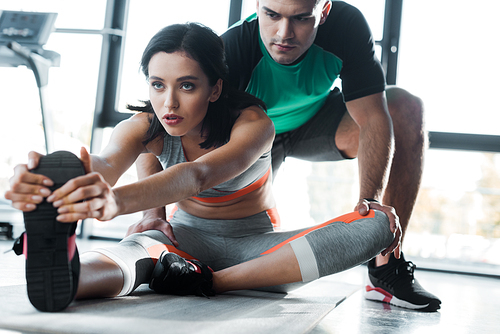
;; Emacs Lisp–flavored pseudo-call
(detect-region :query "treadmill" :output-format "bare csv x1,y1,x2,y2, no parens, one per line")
0,10,60,154
0,10,59,240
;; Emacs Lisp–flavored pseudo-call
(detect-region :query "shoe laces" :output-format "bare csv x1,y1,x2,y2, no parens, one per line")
396,261,416,278
377,260,416,288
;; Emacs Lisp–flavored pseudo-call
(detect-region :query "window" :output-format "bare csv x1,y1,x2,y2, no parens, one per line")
409,150,500,273
397,0,500,274
398,0,500,136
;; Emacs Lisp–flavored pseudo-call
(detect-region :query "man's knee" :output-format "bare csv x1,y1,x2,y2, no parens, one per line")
386,86,427,146
386,86,424,123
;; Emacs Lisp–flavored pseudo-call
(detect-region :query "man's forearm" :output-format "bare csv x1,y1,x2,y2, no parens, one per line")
345,92,394,203
357,119,394,202
142,206,166,220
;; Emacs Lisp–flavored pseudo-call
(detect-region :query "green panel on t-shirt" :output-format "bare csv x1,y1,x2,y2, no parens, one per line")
246,34,343,134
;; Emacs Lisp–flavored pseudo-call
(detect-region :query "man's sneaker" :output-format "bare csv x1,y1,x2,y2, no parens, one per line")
365,253,441,312
149,251,215,297
21,151,85,312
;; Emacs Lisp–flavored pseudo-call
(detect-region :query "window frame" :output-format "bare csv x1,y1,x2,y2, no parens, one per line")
379,0,499,152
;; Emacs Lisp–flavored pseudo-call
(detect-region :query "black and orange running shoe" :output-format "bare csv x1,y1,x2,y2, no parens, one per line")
149,251,215,297
365,253,441,312
17,151,85,312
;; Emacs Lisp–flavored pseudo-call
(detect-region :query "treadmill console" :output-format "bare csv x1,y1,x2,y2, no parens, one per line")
0,10,57,50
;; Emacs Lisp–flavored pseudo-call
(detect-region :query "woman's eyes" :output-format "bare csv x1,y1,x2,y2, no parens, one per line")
151,81,164,90
181,82,195,91
150,81,195,91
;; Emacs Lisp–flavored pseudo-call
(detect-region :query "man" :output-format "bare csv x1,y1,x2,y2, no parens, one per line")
137,0,440,311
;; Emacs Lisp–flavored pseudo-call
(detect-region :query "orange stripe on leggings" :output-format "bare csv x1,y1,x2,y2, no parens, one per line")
147,244,198,265
266,207,281,229
260,210,375,255
191,167,271,203
167,205,178,221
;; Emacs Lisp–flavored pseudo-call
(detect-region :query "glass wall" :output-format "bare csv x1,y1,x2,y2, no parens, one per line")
397,0,500,274
398,0,500,135
408,150,500,274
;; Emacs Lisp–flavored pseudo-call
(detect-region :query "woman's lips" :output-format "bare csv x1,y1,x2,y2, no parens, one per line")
163,114,184,126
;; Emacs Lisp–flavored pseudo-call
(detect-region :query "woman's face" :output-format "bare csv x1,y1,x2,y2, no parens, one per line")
148,51,221,138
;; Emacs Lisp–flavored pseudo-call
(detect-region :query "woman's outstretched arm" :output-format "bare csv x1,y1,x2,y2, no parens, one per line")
52,106,275,222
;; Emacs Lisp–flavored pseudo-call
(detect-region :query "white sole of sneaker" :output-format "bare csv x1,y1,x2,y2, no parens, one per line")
364,281,431,311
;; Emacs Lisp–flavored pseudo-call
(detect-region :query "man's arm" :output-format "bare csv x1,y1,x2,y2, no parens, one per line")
346,92,394,202
346,92,401,257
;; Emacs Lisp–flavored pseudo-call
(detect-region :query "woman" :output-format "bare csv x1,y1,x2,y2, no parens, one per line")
5,23,400,312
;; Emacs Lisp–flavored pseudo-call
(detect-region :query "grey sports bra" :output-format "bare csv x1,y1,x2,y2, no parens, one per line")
156,134,271,203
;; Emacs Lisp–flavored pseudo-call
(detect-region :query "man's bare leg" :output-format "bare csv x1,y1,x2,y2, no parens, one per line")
345,87,439,311
375,86,426,266
335,86,425,265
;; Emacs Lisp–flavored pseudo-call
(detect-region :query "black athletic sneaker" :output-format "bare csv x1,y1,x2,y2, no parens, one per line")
19,151,85,312
365,253,441,312
149,251,215,297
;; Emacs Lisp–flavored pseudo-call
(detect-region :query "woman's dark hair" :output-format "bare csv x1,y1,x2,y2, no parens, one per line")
127,22,266,149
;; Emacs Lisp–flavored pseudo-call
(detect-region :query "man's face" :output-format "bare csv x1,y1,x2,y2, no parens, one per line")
257,0,330,65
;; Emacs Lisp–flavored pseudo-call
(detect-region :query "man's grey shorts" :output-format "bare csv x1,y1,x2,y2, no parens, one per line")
271,87,351,173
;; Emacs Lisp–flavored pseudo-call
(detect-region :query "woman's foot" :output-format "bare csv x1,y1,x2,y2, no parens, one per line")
22,151,85,312
149,251,215,297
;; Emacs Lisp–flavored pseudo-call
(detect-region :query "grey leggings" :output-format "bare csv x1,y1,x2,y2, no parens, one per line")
92,208,394,295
